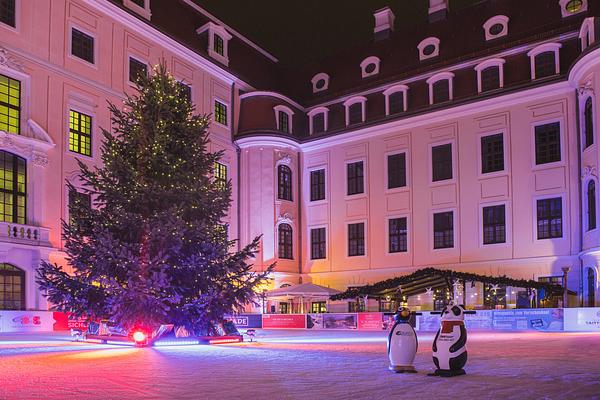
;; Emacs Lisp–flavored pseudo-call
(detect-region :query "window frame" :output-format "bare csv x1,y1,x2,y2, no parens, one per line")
479,202,510,247
386,215,409,254
559,0,588,18
277,163,293,202
309,166,327,203
0,72,21,135
0,150,26,224
127,55,148,86
214,161,228,190
343,96,367,126
311,72,329,93
360,56,380,78
531,118,564,170
474,58,505,93
417,37,440,61
123,0,152,20
67,108,93,158
533,194,566,241
277,222,294,260
309,225,328,260
347,220,367,258
308,107,329,135
426,72,454,105
0,0,18,31
477,131,507,177
68,24,97,67
213,98,229,128
384,149,409,193
431,209,456,251
527,43,562,80
429,140,455,185
345,158,366,198
273,105,294,134
582,96,595,150
579,17,595,51
482,15,509,41
584,178,598,232
383,84,409,116
196,23,232,66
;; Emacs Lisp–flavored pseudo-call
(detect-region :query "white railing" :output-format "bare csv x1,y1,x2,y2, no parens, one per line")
0,222,51,247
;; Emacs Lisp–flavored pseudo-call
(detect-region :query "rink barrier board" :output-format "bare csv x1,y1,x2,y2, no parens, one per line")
1,308,599,333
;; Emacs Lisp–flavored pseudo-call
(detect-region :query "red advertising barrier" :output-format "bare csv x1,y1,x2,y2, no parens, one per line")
357,312,384,330
52,312,88,331
262,314,306,329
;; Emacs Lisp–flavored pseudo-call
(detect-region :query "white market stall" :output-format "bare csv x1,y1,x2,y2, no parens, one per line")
264,283,340,314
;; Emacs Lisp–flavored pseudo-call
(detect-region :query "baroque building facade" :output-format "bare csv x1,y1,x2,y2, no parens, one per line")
1,0,600,311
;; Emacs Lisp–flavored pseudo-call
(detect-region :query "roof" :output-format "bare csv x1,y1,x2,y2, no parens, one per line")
265,283,341,298
330,267,567,300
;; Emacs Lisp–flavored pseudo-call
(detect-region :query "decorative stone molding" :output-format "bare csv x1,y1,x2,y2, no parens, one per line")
578,80,594,97
582,165,597,180
31,151,49,168
0,47,24,72
277,212,294,225
277,153,292,166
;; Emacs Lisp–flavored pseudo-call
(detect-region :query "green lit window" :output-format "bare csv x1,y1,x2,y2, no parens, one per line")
566,0,583,13
215,100,227,126
0,151,26,224
0,263,25,310
214,161,227,189
69,110,92,156
0,74,20,135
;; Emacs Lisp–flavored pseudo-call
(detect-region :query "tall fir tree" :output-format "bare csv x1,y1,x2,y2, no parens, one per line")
37,63,271,334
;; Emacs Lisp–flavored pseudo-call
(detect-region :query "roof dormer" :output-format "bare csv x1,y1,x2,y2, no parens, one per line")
196,22,232,66
124,0,152,20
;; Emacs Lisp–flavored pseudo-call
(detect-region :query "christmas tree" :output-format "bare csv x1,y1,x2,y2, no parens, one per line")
37,63,271,334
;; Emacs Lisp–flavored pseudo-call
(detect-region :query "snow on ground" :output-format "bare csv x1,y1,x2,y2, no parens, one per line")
0,329,599,400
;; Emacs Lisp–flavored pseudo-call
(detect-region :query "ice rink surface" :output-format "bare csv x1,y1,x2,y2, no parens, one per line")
0,329,599,400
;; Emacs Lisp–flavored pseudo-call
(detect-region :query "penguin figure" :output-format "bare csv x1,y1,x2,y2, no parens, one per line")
430,302,475,377
387,307,421,373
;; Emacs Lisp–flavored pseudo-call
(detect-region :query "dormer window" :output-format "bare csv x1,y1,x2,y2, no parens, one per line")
360,56,380,78
274,105,294,134
483,15,509,41
579,17,596,50
196,22,232,66
308,107,329,135
527,43,561,80
418,37,440,61
123,0,152,20
560,0,587,17
474,58,505,93
311,73,329,93
427,72,454,105
383,84,409,116
343,97,367,126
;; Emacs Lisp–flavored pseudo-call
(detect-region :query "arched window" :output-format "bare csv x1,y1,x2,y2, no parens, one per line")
587,267,596,307
0,151,26,224
588,180,596,231
0,263,25,310
278,223,293,259
585,97,594,148
277,165,292,201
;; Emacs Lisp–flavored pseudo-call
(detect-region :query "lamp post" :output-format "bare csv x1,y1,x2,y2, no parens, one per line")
562,267,571,308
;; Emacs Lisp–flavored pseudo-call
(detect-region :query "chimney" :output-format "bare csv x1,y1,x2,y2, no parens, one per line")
429,0,449,23
373,7,395,41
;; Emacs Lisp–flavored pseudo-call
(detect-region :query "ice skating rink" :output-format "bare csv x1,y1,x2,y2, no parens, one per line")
0,329,599,400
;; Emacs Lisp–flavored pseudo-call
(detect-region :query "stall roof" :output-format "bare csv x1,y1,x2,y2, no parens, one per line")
266,283,340,298
330,268,568,300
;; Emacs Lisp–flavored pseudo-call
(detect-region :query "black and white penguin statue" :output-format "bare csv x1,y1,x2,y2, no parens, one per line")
430,302,475,377
388,307,421,373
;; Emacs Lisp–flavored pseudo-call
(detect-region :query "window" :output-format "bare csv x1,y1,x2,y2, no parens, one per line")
128,57,147,83
0,151,25,224
311,73,329,93
418,37,440,61
276,110,291,133
433,211,453,249
566,0,583,12
537,197,562,239
311,301,327,313
348,222,365,256
388,92,404,115
432,79,450,104
481,133,504,174
71,28,94,64
130,0,145,6
483,15,509,40
0,0,15,27
560,0,587,17
214,34,224,56
483,205,506,244
387,153,406,189
347,161,364,195
313,113,325,134
0,263,24,310
278,223,293,259
68,188,91,227
214,162,227,189
214,100,227,126
389,217,407,253
535,122,561,165
311,227,326,260
588,180,596,231
432,143,452,182
277,165,292,201
534,52,557,79
0,73,20,134
360,56,380,78
348,103,363,125
310,169,325,201
584,97,594,149
481,66,500,92
69,110,92,156
178,82,191,103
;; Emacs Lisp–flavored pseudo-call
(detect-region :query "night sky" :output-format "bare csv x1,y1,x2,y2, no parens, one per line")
196,0,482,66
